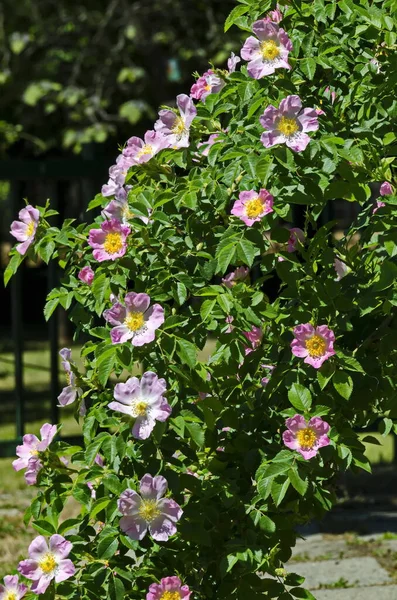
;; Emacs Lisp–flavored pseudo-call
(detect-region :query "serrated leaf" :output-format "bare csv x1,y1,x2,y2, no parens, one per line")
237,239,256,266
288,383,312,411
200,298,216,322
97,535,119,559
177,339,197,369
90,497,111,519
185,421,205,448
216,242,236,274
271,476,290,507
31,520,56,536
288,468,308,496
333,371,353,400
259,514,276,533
44,297,60,321
96,347,116,386
176,282,187,305
300,57,316,80
224,5,249,31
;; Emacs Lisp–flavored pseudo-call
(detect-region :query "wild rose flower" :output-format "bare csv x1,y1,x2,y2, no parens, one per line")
266,6,283,23
18,535,75,594
88,219,130,262
283,415,331,460
380,181,393,196
58,348,83,407
260,95,319,152
222,266,249,288
334,258,349,280
287,228,305,252
225,315,234,333
147,576,191,600
243,326,263,356
228,52,241,73
109,371,171,440
190,69,224,102
123,130,167,164
118,473,182,542
78,266,94,285
231,189,274,226
13,423,57,485
0,575,27,600
10,205,40,256
291,323,335,369
154,94,197,149
102,155,133,197
103,292,164,346
102,188,151,225
241,20,292,79
197,133,222,157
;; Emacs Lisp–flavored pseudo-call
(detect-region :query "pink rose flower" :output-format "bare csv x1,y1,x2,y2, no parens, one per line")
118,474,182,542
263,5,283,23
0,575,27,600
228,52,241,73
122,130,167,164
58,348,83,408
283,415,331,460
102,188,151,225
231,189,274,226
190,69,224,102
260,95,319,152
102,154,134,197
147,576,191,600
241,20,292,79
222,266,249,288
109,371,171,440
380,181,393,196
78,266,94,285
10,205,40,255
88,218,131,262
18,535,75,594
13,423,57,485
334,258,349,280
197,133,223,157
373,200,385,214
225,315,234,333
103,292,164,346
243,325,263,356
154,94,197,149
291,323,335,369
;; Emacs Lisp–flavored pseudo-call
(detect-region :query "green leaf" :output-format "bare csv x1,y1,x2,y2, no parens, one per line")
96,347,116,386
290,588,316,599
4,252,23,286
32,520,56,536
224,5,249,32
200,298,216,322
97,535,119,559
288,383,312,411
271,476,290,507
333,371,353,400
300,57,316,80
185,421,205,448
176,282,187,305
92,273,109,311
236,239,257,267
90,498,112,519
257,461,292,481
177,339,197,369
259,514,276,533
109,577,125,600
216,242,236,274
44,297,60,321
288,468,308,496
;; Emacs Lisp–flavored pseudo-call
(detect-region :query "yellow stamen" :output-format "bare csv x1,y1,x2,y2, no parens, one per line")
121,205,134,220
39,553,57,574
245,198,264,219
305,334,326,358
5,593,17,600
137,144,153,158
296,427,317,449
26,221,35,237
31,449,39,456
103,232,123,255
278,116,299,137
260,39,280,61
124,311,144,332
134,400,148,417
171,117,186,136
160,592,181,600
138,499,161,523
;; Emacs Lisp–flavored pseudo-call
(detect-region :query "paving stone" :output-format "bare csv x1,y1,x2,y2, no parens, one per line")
291,556,391,589
314,585,397,600
291,538,348,561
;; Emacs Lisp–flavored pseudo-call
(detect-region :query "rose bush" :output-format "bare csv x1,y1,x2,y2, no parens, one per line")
4,0,397,598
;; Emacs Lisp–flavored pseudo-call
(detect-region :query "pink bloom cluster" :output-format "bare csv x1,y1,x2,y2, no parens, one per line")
118,474,182,541
231,189,274,226
147,576,191,600
260,95,319,152
88,219,131,262
291,323,335,369
10,205,40,256
155,94,197,149
109,372,171,440
241,20,292,79
18,535,75,594
13,423,57,485
283,415,331,459
103,292,164,346
190,69,224,101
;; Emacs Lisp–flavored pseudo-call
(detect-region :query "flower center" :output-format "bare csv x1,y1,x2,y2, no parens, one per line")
103,232,124,254
39,552,57,574
160,592,181,600
138,499,161,523
260,39,280,61
137,144,153,158
245,198,264,218
26,221,35,237
278,116,299,137
172,116,186,136
124,311,145,332
305,334,326,357
133,400,148,417
121,205,134,220
5,593,17,600
296,427,317,449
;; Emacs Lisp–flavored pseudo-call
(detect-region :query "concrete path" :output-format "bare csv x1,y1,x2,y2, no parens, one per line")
288,532,397,599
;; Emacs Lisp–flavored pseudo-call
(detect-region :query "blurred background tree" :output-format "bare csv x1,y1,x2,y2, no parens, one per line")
0,0,238,156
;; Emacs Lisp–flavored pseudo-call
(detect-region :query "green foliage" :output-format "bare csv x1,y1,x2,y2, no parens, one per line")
4,0,397,599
